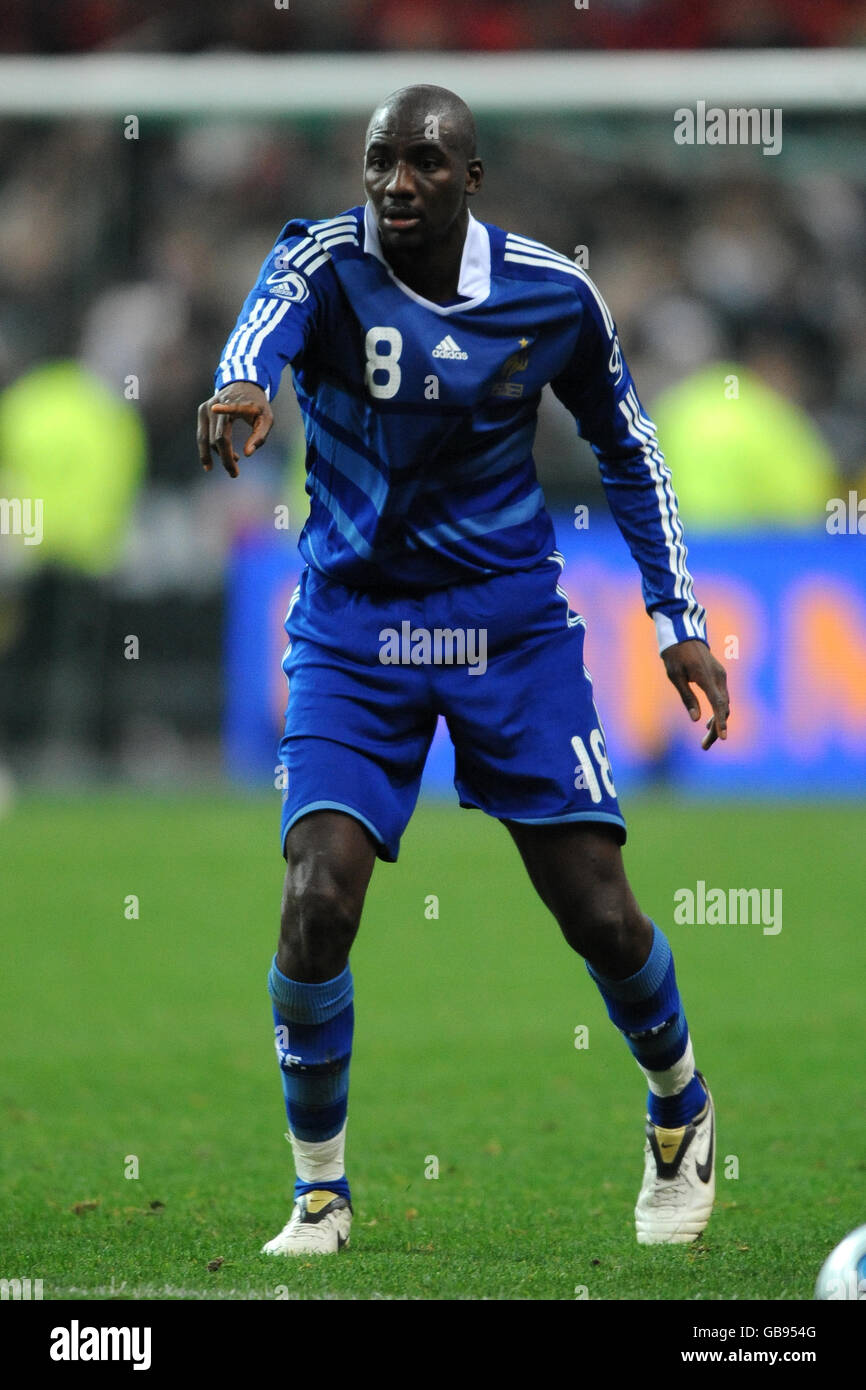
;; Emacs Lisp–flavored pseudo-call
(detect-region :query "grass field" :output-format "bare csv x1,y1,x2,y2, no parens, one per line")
2,792,863,1302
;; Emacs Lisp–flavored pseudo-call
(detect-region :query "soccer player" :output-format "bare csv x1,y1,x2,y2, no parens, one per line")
197,85,730,1254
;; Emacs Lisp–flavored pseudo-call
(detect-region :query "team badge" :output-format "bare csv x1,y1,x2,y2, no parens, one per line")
491,340,531,398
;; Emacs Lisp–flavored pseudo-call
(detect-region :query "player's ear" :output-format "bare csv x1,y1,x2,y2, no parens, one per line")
465,158,484,197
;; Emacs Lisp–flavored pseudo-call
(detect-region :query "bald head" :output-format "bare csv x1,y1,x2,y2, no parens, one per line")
363,84,483,272
366,85,477,162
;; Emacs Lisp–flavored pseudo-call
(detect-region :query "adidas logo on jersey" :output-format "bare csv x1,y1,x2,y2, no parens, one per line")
432,335,468,360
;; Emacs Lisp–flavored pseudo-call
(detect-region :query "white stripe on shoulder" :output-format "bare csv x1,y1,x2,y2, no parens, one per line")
301,251,332,276
506,233,616,337
505,232,575,266
287,238,324,266
308,217,360,247
316,223,358,238
504,251,582,279
309,214,358,232
279,238,333,276
572,267,615,337
315,233,358,249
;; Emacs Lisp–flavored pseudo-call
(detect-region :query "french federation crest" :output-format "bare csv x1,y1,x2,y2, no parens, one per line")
491,343,531,398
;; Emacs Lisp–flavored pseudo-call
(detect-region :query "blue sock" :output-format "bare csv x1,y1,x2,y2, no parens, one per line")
586,923,706,1127
268,957,353,1203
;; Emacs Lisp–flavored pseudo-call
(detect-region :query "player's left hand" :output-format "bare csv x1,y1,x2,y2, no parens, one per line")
661,639,730,750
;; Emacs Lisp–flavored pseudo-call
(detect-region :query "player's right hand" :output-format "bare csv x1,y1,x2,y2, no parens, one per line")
197,382,274,478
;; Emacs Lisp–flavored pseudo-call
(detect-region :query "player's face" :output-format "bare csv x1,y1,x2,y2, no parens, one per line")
364,118,479,252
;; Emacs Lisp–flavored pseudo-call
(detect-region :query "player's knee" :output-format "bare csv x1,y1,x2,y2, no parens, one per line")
560,885,648,972
280,864,362,967
564,894,622,954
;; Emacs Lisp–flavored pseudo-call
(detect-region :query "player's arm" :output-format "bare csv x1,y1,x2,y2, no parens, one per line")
550,278,729,749
197,230,322,477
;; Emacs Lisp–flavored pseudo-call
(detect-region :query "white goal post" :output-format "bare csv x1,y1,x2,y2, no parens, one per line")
0,50,864,117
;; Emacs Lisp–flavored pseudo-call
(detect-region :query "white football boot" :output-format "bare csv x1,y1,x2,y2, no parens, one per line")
261,1190,352,1256
635,1073,715,1245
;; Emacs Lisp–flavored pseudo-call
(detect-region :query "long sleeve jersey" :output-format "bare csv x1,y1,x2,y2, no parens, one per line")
216,202,706,651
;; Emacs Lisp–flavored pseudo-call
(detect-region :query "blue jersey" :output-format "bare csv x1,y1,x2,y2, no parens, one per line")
216,203,706,650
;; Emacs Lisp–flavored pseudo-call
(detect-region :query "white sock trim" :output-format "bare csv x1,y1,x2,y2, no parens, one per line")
288,1121,347,1184
639,1035,697,1098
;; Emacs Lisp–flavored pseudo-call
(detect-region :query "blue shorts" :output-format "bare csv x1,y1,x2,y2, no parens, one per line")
279,557,626,861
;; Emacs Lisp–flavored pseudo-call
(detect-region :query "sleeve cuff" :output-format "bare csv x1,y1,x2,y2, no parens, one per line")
213,367,272,401
652,609,708,655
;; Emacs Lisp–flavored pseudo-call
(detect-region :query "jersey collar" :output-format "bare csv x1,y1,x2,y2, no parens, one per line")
363,201,491,314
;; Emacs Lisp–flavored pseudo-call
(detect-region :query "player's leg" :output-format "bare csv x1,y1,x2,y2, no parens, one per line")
264,568,436,1255
436,559,714,1242
503,819,706,1124
501,819,651,974
263,810,376,1257
502,819,714,1243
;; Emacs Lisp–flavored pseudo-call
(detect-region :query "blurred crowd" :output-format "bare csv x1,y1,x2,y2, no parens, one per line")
0,112,862,499
1,100,864,776
4,0,866,53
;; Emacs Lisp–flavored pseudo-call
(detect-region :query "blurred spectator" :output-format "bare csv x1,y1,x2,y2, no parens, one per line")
0,359,146,575
649,362,838,528
3,0,866,53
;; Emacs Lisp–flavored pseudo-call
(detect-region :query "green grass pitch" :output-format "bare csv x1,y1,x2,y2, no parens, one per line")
1,792,863,1301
